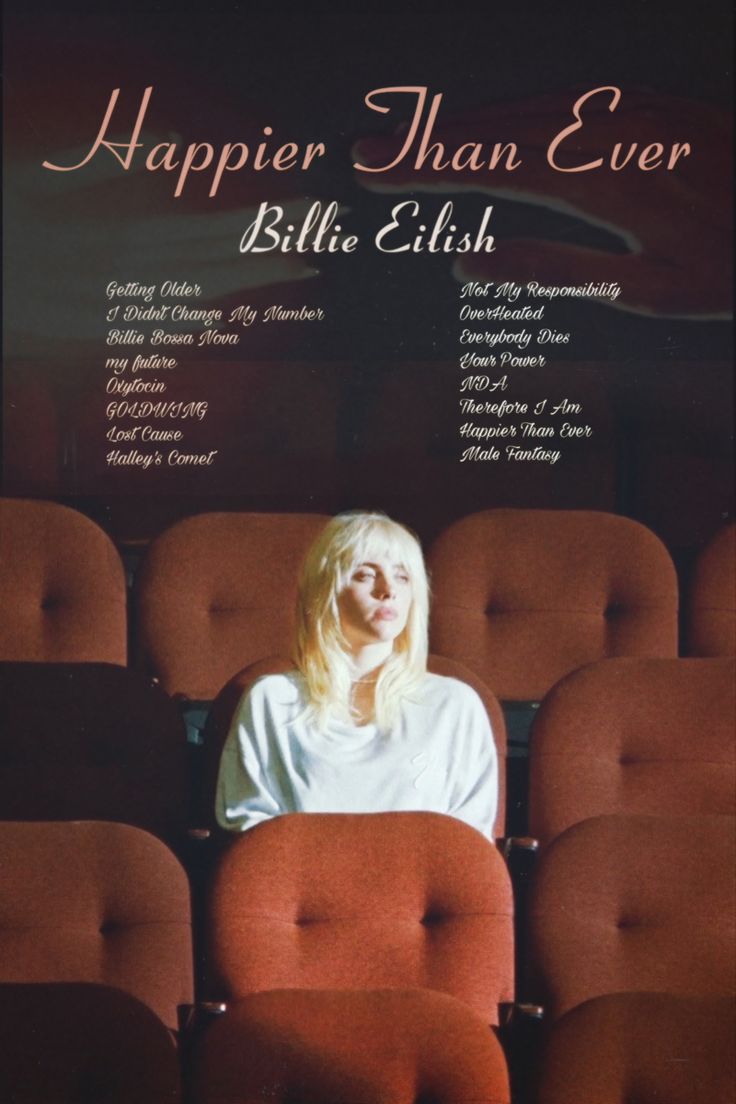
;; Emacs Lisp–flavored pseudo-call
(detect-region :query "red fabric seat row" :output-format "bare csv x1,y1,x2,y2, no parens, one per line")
2,499,733,701
0,813,513,1102
0,983,510,1104
137,507,683,701
0,811,732,1100
1,812,733,1100
3,984,732,1102
0,498,732,1099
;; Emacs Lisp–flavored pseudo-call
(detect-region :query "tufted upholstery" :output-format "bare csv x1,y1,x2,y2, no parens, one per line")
0,498,127,664
0,821,193,1031
207,812,514,1023
528,815,736,1020
529,658,736,846
689,523,736,656
200,653,507,838
192,988,510,1104
0,662,190,851
0,982,181,1103
428,509,678,701
536,992,735,1104
135,512,329,699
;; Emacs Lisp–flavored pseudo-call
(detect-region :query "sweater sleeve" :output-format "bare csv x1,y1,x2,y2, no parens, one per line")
447,686,499,841
214,682,286,832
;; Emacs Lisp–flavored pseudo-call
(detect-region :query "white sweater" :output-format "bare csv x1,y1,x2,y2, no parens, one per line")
215,671,498,839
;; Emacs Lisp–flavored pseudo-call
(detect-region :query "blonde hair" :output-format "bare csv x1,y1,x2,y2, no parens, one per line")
295,511,429,730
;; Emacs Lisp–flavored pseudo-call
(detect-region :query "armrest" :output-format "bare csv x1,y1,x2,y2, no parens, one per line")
500,836,539,860
499,1001,545,1027
181,1001,228,1036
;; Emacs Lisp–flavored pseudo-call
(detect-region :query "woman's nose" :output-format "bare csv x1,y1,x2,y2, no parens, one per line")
374,574,395,598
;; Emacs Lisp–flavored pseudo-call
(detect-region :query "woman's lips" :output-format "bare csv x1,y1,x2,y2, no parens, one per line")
374,607,398,620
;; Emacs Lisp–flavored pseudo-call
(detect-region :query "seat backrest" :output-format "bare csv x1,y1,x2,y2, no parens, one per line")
135,512,329,699
528,815,736,1020
0,662,190,850
200,654,507,838
0,498,127,663
192,988,510,1104
0,982,181,1103
689,523,736,656
207,811,514,1023
428,509,678,700
529,658,736,846
0,821,193,1031
537,992,735,1104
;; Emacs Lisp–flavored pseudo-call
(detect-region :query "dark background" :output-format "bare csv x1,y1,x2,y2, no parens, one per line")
3,2,733,579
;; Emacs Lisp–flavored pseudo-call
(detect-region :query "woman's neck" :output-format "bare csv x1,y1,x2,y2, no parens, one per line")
349,640,392,678
347,642,392,725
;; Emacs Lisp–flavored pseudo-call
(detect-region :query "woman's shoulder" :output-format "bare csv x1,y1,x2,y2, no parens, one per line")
419,671,487,713
236,670,305,713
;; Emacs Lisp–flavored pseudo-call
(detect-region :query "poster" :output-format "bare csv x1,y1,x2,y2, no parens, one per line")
2,0,734,1097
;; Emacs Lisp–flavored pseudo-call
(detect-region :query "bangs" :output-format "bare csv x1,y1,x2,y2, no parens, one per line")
337,518,423,584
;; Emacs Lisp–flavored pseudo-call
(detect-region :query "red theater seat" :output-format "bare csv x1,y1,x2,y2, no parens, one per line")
0,663,190,850
528,815,735,1020
536,992,735,1104
0,498,127,664
192,988,510,1104
0,821,193,1032
206,812,514,1024
135,512,329,699
0,983,181,1103
529,658,736,847
428,509,678,701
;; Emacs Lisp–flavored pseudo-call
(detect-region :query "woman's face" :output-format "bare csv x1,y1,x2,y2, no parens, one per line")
337,555,413,651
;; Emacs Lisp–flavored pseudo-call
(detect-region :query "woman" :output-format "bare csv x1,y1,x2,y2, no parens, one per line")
215,511,498,837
